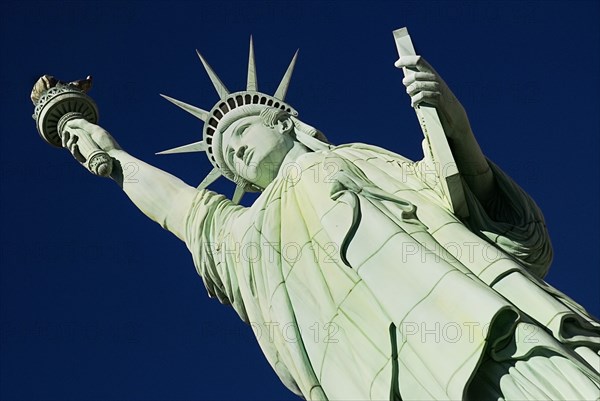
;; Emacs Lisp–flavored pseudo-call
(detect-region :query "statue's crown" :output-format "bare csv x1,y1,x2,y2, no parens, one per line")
157,37,300,204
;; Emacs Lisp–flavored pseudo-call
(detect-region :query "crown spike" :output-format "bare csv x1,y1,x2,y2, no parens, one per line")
232,185,246,204
160,94,209,121
247,36,258,91
196,50,230,100
197,167,222,190
155,141,206,155
274,49,299,101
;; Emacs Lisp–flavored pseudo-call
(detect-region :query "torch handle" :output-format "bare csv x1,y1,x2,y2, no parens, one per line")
58,112,113,177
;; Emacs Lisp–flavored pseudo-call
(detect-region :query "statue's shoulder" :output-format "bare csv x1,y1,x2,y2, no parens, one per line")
288,143,414,175
330,143,414,164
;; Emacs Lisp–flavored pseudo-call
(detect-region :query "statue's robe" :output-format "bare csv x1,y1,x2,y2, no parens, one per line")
180,143,600,400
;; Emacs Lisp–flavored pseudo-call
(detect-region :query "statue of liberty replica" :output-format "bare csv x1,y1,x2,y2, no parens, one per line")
31,29,599,400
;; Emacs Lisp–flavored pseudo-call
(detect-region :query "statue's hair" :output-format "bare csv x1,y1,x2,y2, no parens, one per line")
259,107,288,128
215,105,265,137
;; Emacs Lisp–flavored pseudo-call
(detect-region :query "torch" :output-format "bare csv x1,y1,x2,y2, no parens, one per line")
31,75,113,177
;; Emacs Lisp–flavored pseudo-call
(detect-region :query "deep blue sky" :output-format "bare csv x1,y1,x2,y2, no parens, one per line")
1,1,598,400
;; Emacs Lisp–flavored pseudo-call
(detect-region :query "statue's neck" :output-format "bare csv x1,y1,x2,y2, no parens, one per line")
281,140,310,167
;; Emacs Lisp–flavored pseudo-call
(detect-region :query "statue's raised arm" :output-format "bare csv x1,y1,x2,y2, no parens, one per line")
31,75,201,241
65,119,201,241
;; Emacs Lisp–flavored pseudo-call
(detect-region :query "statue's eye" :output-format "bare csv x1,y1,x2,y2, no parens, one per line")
236,123,251,137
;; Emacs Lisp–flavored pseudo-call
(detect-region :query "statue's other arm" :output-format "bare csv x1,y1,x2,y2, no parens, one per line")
394,57,553,276
63,119,198,242
395,56,496,204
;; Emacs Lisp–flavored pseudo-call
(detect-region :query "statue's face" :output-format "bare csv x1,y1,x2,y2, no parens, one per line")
220,115,295,189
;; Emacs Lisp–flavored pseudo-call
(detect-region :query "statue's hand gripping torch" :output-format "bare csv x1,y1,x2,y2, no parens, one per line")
31,75,113,177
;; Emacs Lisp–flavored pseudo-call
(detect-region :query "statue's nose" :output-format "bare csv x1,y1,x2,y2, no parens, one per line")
235,145,248,160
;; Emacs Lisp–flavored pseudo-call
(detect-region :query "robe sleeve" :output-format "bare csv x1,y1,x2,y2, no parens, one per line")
461,160,554,278
183,189,250,321
412,135,553,278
